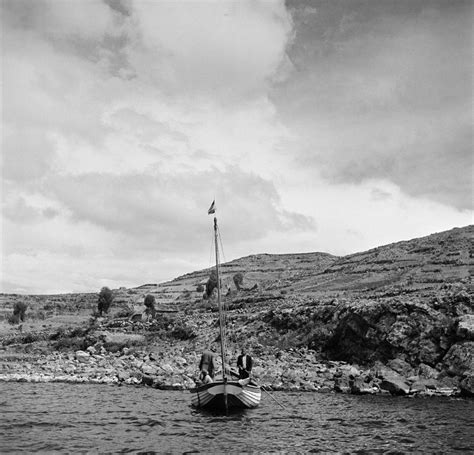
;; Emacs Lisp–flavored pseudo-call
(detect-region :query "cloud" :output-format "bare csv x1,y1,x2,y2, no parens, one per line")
3,196,43,224
127,0,292,100
43,168,314,249
3,129,56,182
275,0,472,210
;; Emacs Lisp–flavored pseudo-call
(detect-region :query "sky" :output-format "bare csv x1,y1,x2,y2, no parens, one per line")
1,0,472,294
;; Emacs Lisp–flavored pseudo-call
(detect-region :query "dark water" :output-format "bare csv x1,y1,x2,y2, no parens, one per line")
0,383,473,453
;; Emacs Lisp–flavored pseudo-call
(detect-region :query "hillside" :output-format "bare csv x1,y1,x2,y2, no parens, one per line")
137,224,471,305
0,225,472,396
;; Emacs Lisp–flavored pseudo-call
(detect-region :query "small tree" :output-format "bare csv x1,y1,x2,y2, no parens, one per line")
9,301,28,324
206,270,218,298
98,287,114,316
144,294,156,319
233,272,244,290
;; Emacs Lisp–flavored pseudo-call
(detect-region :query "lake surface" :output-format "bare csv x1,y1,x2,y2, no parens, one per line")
0,382,472,453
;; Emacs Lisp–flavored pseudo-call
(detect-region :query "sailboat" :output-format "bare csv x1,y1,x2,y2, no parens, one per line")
190,203,261,411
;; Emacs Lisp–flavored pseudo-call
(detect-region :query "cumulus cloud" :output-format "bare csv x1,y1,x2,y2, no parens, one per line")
127,0,292,99
276,0,472,210
43,168,314,248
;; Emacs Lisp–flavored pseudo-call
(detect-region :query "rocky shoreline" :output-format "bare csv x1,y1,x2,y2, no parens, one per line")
1,345,471,398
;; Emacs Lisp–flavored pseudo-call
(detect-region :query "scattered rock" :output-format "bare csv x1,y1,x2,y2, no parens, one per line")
141,364,157,375
350,378,377,394
75,350,90,363
141,375,154,386
117,370,130,381
459,375,474,397
418,363,439,379
379,378,411,395
456,315,474,341
334,376,351,393
387,358,414,377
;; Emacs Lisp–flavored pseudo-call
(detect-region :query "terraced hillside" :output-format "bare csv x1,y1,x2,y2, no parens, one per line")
295,225,472,298
1,225,471,321
136,251,338,307
139,225,472,306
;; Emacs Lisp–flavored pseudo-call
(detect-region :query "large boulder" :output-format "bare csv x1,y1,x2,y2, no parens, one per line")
75,350,90,363
334,376,351,393
141,364,158,375
379,377,411,395
373,363,401,380
459,375,474,397
409,378,438,394
418,363,440,379
350,378,377,394
141,375,154,386
117,370,130,381
456,315,474,341
387,358,414,377
251,366,265,379
416,339,442,365
442,342,474,377
160,363,174,374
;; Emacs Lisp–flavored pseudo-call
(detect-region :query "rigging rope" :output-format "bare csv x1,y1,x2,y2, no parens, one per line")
218,228,226,264
208,229,215,270
216,224,227,365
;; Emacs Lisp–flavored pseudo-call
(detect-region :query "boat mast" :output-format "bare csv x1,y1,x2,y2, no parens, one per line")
213,217,227,381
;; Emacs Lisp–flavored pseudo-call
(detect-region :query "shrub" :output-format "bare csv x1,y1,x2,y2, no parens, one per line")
196,284,204,293
144,294,156,308
54,337,87,351
98,287,114,316
233,272,244,290
114,305,134,318
9,302,28,324
206,270,218,298
144,294,156,319
171,323,197,340
8,314,21,325
22,332,43,344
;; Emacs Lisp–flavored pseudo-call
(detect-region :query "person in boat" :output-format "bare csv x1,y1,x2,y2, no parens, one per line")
199,346,217,380
237,348,253,379
199,369,213,384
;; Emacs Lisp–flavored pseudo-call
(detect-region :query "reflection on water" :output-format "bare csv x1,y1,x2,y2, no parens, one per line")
0,383,473,453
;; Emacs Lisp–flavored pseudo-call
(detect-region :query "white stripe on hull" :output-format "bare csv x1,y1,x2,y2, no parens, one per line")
191,381,261,409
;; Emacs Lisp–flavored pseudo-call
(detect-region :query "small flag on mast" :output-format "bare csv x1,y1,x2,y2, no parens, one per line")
208,200,216,215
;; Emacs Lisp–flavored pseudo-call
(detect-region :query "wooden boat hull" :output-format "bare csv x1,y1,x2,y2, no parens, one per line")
190,380,261,410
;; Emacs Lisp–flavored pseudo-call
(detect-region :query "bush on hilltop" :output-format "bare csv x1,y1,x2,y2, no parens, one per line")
205,270,218,298
144,294,156,319
233,272,244,290
98,287,114,316
9,301,28,324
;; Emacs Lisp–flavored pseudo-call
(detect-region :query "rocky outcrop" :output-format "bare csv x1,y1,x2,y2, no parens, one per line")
324,298,458,366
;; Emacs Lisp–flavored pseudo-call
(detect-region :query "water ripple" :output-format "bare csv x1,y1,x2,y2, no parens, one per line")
0,383,473,453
